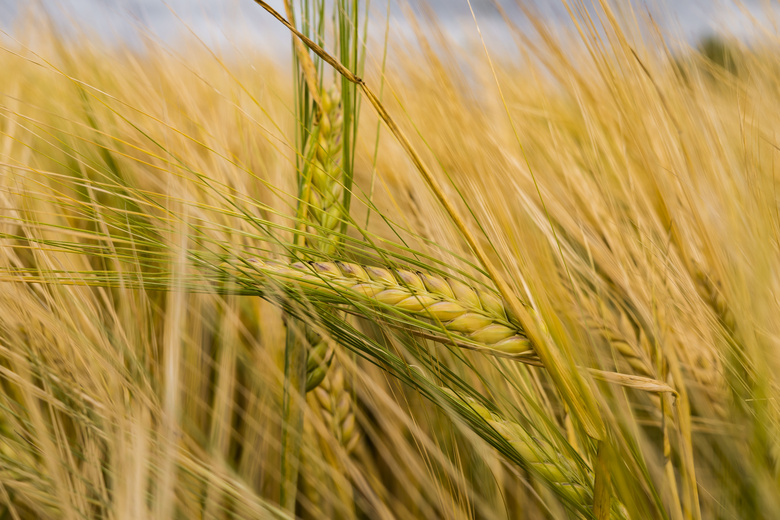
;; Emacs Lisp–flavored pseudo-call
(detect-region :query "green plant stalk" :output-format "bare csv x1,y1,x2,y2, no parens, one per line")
593,441,612,520
280,325,307,512
280,1,315,513
280,1,362,514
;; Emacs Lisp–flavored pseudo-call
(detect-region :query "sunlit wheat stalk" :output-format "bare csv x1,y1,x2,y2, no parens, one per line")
294,82,362,518
278,1,363,514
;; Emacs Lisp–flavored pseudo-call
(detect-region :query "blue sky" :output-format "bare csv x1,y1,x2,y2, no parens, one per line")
2,0,778,55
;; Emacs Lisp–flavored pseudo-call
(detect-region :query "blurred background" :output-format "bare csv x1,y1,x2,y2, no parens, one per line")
3,1,780,520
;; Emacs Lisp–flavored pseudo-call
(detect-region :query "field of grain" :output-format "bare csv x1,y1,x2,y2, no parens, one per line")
1,1,779,519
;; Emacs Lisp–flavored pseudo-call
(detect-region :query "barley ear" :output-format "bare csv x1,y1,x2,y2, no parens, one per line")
313,366,361,455
227,259,535,359
446,391,627,518
304,326,335,392
301,87,345,257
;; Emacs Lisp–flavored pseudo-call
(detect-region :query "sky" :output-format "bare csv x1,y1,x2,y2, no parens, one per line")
1,0,778,56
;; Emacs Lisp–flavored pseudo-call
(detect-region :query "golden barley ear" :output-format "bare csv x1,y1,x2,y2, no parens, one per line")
225,259,535,358
313,366,361,455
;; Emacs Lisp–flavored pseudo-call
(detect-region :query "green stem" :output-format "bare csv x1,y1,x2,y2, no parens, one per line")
280,325,307,512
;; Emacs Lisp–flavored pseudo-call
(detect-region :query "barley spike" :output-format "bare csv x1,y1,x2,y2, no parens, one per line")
301,87,345,257
313,367,361,455
225,258,536,359
447,391,627,518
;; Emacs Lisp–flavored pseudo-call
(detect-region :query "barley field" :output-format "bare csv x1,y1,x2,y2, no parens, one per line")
1,1,779,519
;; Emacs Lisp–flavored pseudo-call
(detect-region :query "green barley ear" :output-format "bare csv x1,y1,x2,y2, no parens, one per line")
277,2,365,514
302,87,346,257
444,390,628,518
297,85,348,392
305,325,335,392
298,85,348,392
